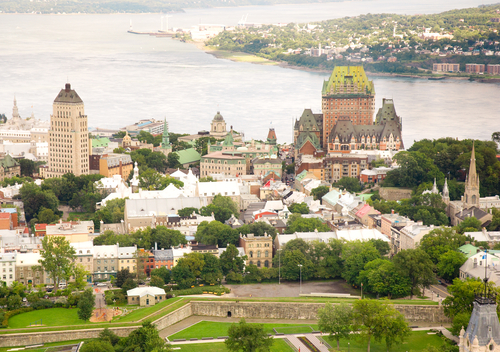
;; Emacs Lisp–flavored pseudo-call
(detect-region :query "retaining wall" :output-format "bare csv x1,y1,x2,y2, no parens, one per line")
190,301,451,324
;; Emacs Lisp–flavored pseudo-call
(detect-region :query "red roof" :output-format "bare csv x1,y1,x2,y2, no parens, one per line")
35,224,48,231
355,204,379,218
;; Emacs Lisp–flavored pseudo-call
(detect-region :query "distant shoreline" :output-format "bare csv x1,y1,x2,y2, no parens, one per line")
191,41,500,82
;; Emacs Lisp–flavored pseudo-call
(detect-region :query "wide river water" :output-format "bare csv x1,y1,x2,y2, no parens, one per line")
0,0,499,146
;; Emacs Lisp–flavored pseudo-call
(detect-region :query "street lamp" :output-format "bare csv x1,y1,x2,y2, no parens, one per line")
298,264,303,295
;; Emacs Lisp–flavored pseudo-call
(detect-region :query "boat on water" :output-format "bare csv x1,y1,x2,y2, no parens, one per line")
128,19,175,37
428,76,446,80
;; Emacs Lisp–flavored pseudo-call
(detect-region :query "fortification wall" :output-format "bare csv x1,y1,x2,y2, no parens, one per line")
379,187,413,201
190,301,451,324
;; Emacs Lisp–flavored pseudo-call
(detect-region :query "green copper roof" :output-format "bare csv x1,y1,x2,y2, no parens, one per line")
0,154,20,168
375,98,398,124
175,148,201,165
92,137,110,148
322,66,374,96
223,132,234,147
458,244,480,258
297,109,319,132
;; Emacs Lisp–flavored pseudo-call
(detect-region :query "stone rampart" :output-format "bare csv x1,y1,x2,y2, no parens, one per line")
190,301,451,324
0,326,137,348
153,302,192,330
379,187,413,201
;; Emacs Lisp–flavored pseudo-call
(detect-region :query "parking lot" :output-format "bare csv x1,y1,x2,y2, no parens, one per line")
226,280,357,298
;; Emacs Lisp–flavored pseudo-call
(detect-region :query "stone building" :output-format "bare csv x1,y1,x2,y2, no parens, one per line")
200,151,247,178
293,109,323,159
127,287,166,306
0,253,16,287
89,153,133,180
47,83,90,178
0,154,21,182
71,241,94,283
16,252,43,286
45,221,94,243
252,156,282,179
210,111,227,138
321,66,376,144
239,233,273,268
118,246,137,273
93,245,118,280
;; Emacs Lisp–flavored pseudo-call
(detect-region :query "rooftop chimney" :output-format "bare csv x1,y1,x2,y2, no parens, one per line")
65,83,71,91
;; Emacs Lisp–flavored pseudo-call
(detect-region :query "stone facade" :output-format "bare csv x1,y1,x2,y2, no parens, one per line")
379,187,413,201
190,301,450,324
47,83,90,178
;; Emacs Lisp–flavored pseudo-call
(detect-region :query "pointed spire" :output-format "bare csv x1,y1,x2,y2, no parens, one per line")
431,178,438,194
161,117,171,150
443,178,449,199
12,96,20,120
468,142,478,188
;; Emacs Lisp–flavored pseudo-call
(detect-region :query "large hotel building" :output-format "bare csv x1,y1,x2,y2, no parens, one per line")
47,84,90,178
321,66,376,145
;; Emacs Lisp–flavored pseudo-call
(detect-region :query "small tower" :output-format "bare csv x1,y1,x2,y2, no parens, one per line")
459,251,500,352
442,178,450,204
267,127,277,146
131,161,140,192
431,178,439,194
462,143,480,209
210,111,227,138
160,118,172,156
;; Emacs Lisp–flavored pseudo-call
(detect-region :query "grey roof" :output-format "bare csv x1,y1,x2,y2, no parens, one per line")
53,84,83,104
456,207,489,221
126,197,206,218
153,249,173,261
465,300,500,346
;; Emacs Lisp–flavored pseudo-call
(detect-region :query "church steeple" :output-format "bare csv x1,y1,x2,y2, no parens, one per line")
12,97,20,120
442,178,449,202
462,142,480,209
161,118,171,148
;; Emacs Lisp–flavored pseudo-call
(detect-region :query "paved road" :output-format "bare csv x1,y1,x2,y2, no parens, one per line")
429,284,451,300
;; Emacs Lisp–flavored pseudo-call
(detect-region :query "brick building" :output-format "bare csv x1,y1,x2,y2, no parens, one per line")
466,63,485,74
433,63,460,72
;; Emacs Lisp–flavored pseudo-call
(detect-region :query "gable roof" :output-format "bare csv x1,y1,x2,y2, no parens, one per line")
175,148,201,165
127,286,166,297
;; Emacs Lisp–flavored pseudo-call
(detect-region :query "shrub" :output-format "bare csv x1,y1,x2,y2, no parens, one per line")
31,299,54,310
1,307,34,328
173,286,230,296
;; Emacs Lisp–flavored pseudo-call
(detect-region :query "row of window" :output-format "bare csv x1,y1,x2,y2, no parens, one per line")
248,260,269,268
248,250,270,258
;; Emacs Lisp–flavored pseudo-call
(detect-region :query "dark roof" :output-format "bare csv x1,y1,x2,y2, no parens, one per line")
193,244,218,251
456,207,490,221
54,83,83,104
153,249,173,261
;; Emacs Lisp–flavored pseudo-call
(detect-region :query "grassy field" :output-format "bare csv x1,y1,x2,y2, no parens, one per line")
172,339,293,352
8,308,89,328
324,331,444,352
168,321,319,340
205,48,278,65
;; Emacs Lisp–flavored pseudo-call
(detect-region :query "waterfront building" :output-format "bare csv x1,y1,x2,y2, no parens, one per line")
466,63,486,74
487,64,500,75
433,63,460,72
47,83,90,178
321,66,376,145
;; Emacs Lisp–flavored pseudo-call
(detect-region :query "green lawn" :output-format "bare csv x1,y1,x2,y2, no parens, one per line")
113,297,186,322
169,321,319,340
324,331,445,351
172,339,293,352
8,308,90,328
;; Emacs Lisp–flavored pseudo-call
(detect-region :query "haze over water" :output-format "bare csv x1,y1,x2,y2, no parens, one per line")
0,0,498,146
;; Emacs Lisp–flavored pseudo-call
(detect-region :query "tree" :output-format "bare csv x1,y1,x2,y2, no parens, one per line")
7,294,22,310
285,213,330,233
72,264,90,290
122,278,138,294
167,153,181,169
311,185,330,201
77,288,95,321
280,249,314,281
456,216,482,234
377,306,411,352
151,266,171,285
353,299,385,352
20,182,60,222
150,275,165,288
80,340,114,352
359,259,411,299
195,221,238,247
220,244,245,276
39,236,76,288
393,249,436,297
153,226,187,249
288,202,309,214
437,250,467,282
19,158,36,177
493,132,500,144
368,239,390,256
139,168,164,190
333,177,362,193
419,227,467,264
342,240,380,287
37,207,60,224
317,302,353,350
99,328,121,346
116,321,171,352
178,207,200,217
116,268,134,288
212,194,239,217
225,318,274,352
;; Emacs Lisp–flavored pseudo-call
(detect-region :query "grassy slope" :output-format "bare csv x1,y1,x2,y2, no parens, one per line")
172,339,293,352
8,308,89,328
169,321,319,340
112,297,185,323
325,331,444,352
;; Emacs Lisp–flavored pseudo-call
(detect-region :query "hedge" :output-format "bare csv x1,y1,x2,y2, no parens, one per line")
1,307,34,328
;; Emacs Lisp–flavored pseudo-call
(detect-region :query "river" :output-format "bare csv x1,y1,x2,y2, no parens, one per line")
0,0,498,146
